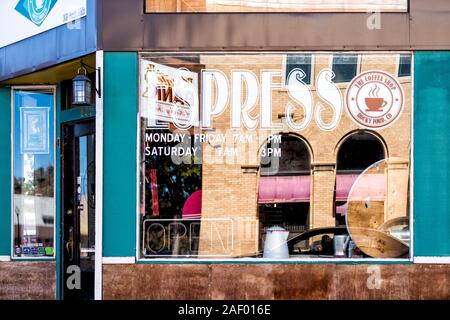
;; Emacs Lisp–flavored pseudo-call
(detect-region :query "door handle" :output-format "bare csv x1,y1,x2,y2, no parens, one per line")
66,241,73,261
66,226,74,261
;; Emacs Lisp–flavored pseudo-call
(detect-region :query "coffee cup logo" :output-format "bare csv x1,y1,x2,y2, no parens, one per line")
365,84,387,112
345,70,404,129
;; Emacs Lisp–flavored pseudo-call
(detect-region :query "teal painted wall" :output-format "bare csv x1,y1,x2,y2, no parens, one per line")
103,52,138,257
414,52,450,257
0,88,11,256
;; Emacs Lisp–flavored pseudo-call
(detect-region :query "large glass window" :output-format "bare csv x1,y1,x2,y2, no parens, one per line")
13,88,55,258
145,0,408,13
138,52,412,260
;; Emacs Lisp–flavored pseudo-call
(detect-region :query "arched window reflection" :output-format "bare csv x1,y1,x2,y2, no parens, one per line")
335,131,386,226
258,134,311,256
261,134,311,176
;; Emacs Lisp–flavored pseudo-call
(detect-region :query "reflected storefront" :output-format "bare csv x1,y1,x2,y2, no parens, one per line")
138,52,412,260
2,0,450,302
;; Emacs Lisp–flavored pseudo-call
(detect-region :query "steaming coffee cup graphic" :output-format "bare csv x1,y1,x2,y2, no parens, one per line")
365,98,387,112
365,84,387,112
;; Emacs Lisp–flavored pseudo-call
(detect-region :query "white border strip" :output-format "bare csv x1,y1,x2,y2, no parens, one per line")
414,257,450,264
94,50,104,301
103,257,136,264
0,255,11,262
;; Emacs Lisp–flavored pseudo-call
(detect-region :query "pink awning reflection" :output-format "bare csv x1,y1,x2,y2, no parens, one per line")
182,190,202,220
336,173,386,202
336,203,348,216
258,176,310,204
336,174,359,201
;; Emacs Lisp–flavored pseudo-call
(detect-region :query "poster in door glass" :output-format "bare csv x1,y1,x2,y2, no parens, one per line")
138,52,412,260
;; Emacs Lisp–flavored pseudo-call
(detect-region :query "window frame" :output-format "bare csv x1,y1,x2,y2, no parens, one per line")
396,53,412,82
11,85,57,260
329,53,362,87
135,51,414,263
282,53,315,89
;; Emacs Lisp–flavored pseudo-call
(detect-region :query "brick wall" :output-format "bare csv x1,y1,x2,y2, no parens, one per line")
0,261,56,300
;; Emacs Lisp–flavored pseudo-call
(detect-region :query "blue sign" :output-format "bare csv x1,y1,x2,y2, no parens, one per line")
15,0,58,27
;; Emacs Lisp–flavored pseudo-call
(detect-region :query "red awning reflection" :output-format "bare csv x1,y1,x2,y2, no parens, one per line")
182,190,202,220
258,173,385,204
258,176,310,204
336,174,359,201
336,173,386,202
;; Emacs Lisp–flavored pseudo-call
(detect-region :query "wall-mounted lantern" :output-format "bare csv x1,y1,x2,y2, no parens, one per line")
72,60,102,106
72,65,92,105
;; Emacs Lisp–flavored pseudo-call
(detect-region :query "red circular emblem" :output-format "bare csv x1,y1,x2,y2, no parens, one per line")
345,70,404,129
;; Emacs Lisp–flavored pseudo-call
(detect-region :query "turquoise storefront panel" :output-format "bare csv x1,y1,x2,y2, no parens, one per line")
0,88,11,255
103,52,138,257
414,51,450,257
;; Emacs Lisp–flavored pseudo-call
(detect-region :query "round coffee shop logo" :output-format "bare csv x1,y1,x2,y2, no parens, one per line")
345,70,404,129
15,0,57,27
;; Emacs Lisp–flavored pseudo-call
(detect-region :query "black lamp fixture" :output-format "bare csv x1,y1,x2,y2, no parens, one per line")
72,60,101,106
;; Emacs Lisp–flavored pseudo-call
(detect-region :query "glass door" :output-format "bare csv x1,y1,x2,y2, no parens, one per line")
61,120,95,300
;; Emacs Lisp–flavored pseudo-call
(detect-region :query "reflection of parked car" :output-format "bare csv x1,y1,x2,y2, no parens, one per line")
378,216,410,245
287,227,360,257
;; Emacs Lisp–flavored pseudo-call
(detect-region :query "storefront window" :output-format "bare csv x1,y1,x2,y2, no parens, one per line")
145,0,408,13
13,88,55,258
138,52,412,260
